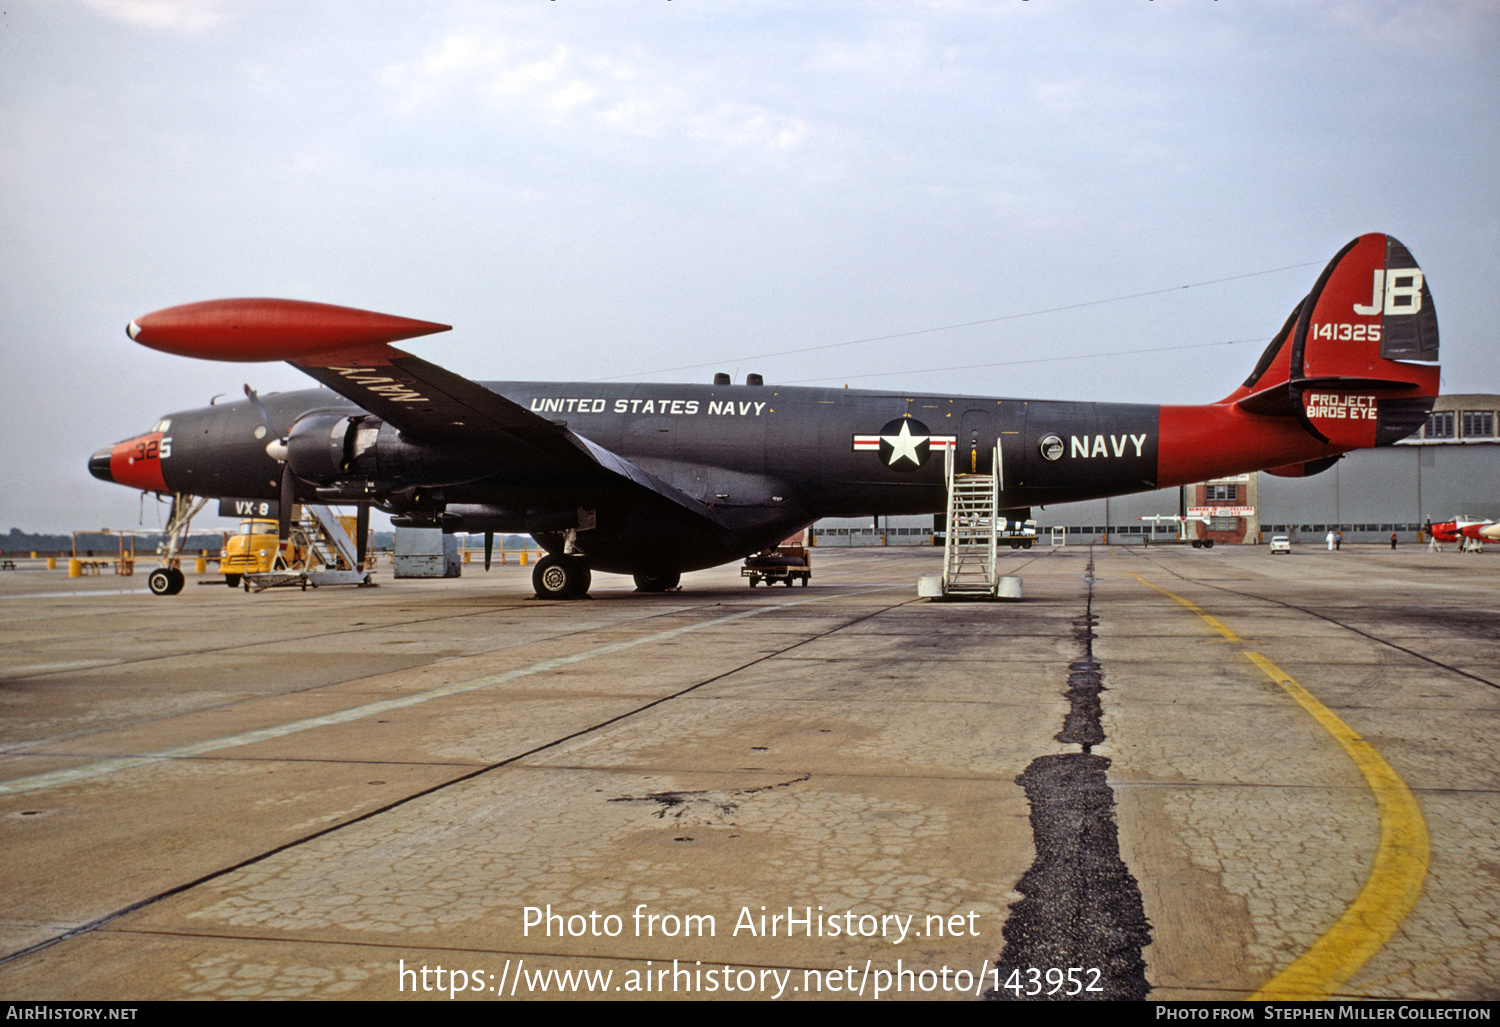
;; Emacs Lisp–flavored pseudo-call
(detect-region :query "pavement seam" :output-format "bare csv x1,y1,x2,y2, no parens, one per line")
0,586,915,967
0,589,895,797
0,593,787,755
990,547,1152,1001
1119,547,1500,693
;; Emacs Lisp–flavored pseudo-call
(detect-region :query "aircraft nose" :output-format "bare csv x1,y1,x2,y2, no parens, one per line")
90,432,168,491
89,447,115,483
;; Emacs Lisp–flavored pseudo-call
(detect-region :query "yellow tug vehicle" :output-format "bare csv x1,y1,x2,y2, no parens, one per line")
220,518,280,587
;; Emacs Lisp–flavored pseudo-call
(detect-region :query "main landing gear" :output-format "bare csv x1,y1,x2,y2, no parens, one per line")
632,571,680,592
532,554,592,600
529,558,682,598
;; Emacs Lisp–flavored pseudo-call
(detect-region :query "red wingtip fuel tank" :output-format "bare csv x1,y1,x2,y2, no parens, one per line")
126,298,450,363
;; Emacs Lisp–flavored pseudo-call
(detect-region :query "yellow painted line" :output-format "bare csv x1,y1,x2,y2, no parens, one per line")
1124,568,1429,1000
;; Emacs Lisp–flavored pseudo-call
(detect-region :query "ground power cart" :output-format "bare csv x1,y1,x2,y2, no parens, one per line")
742,544,811,587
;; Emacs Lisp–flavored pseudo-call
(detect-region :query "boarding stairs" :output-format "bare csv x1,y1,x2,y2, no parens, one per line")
247,503,371,591
941,445,1002,596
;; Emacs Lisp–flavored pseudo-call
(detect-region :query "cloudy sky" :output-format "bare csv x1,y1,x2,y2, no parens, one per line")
2,0,1496,532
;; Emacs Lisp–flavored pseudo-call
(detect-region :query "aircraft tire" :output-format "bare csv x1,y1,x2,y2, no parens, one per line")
632,571,680,592
533,555,589,600
166,568,185,594
148,568,175,596
224,573,242,588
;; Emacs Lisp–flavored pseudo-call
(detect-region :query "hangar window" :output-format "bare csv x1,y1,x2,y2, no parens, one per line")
1461,411,1494,439
1204,484,1237,502
1425,411,1455,439
1210,516,1238,531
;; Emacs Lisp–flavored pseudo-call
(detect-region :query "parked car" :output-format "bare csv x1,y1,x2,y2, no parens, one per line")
1269,535,1291,555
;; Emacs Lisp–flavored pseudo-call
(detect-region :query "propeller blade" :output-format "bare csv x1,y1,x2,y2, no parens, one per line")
244,383,285,439
356,503,370,568
484,530,494,571
278,464,295,552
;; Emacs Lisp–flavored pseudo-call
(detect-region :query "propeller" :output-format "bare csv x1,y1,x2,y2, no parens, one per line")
244,384,290,463
245,382,375,569
244,384,295,547
484,530,494,571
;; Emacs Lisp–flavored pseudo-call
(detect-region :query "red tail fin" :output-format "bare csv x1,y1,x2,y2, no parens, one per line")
1225,233,1439,448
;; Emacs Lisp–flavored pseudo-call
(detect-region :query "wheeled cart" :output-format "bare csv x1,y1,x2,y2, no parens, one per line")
742,546,811,587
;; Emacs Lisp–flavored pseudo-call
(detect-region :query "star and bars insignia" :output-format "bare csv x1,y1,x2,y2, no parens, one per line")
852,418,955,472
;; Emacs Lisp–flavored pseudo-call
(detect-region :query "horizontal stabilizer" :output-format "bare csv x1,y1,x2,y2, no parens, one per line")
1236,375,1427,417
1264,456,1341,478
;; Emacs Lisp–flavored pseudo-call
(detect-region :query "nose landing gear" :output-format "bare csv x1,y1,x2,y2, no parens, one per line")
147,566,186,595
147,492,207,596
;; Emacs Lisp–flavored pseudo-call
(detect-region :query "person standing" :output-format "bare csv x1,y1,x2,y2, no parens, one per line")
1335,530,1343,551
1390,532,1398,550
1326,529,1336,551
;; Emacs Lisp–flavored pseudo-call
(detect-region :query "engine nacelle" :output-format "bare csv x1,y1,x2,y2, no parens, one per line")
285,413,494,487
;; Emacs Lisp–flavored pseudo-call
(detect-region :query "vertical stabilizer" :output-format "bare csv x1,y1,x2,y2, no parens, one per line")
1228,233,1439,448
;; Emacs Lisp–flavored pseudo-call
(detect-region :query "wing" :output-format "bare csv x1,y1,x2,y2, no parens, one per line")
127,298,731,529
294,349,731,528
